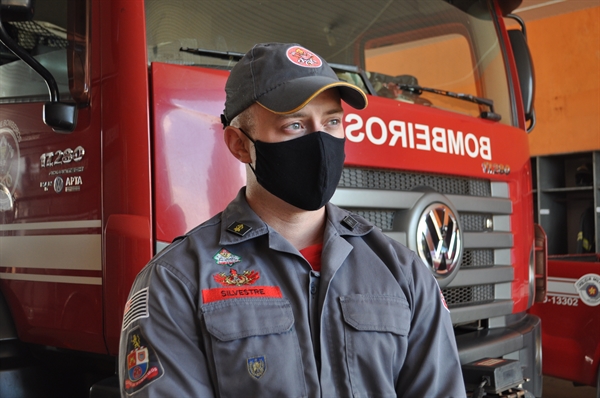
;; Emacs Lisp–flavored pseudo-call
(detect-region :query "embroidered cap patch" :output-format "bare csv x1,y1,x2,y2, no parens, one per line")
286,46,322,68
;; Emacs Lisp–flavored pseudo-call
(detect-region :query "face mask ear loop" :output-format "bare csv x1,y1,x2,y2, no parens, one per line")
238,127,255,143
238,128,258,174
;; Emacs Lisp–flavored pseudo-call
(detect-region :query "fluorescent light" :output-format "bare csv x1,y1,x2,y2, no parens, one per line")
515,0,566,13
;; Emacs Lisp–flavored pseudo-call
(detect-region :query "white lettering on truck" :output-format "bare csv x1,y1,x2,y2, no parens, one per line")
345,113,492,161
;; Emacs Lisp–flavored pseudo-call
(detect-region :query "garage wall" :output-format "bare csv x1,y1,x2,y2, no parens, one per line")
526,6,600,156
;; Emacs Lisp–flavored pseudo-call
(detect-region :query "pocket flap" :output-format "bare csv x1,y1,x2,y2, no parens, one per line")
340,295,411,335
203,299,294,341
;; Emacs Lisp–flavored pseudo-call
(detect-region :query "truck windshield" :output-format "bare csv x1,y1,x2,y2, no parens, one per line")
145,0,512,125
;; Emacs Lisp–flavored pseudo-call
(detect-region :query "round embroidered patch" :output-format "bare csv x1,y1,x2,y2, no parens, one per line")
286,45,322,68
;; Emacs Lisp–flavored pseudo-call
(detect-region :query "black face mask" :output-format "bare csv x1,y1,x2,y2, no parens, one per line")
240,129,345,211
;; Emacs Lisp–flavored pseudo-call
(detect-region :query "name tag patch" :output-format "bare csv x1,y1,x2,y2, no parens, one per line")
202,286,283,303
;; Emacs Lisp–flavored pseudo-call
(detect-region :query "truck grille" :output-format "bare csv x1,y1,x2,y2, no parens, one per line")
462,249,494,268
443,285,495,307
338,168,491,196
351,209,395,231
461,213,493,232
334,167,514,323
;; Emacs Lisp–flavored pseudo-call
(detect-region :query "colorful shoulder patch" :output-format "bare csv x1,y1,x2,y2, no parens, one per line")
213,248,241,266
124,327,164,394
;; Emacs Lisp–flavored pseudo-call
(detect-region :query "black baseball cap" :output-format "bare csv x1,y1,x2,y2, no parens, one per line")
221,42,368,127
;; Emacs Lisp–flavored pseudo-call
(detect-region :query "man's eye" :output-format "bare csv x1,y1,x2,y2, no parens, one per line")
328,119,341,126
289,122,302,130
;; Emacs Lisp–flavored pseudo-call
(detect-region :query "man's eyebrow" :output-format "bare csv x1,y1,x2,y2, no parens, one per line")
325,107,345,115
279,107,344,120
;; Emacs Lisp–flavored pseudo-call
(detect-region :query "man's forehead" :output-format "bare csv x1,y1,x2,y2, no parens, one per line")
271,89,344,118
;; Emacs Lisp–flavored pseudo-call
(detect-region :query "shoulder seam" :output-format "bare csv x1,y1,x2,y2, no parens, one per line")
155,260,198,296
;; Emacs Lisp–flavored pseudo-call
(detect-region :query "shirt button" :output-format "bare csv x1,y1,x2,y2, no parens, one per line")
310,282,317,295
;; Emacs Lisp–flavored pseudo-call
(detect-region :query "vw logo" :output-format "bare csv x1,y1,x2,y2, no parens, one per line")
416,203,462,277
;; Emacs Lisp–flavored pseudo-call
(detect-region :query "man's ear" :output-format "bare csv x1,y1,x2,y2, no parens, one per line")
224,126,252,163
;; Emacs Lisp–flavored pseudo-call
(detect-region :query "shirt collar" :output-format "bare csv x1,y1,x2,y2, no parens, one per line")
325,202,374,237
218,187,374,246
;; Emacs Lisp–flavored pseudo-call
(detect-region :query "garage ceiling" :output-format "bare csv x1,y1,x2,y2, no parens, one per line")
514,0,598,21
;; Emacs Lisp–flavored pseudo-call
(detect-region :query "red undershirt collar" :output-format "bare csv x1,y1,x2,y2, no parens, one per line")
300,243,323,272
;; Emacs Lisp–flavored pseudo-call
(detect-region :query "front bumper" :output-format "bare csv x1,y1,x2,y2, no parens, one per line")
456,312,542,397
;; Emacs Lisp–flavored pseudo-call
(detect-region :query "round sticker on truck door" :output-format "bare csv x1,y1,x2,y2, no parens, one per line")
575,273,600,307
0,120,21,211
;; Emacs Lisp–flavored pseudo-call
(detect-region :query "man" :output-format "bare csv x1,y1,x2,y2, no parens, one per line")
119,42,465,397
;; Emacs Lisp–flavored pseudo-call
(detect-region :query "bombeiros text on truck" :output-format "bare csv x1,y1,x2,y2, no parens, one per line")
0,0,547,396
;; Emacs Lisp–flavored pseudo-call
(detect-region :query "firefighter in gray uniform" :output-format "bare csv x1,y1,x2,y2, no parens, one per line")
119,42,466,397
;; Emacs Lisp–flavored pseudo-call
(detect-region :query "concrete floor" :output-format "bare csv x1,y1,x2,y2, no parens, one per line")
543,376,597,398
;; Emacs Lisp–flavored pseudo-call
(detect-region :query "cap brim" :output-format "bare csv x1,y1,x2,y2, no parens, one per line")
257,75,368,114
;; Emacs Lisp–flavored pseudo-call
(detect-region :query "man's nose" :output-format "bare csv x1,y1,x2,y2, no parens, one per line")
306,119,324,132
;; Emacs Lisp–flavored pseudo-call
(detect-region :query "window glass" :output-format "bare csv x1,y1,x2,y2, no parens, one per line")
0,0,70,103
365,34,479,116
145,0,512,124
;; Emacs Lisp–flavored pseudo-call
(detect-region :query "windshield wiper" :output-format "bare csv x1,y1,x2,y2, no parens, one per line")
397,84,501,121
179,48,376,97
180,47,245,61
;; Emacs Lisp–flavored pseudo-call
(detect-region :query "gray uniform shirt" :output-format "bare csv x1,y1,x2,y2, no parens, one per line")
119,188,465,397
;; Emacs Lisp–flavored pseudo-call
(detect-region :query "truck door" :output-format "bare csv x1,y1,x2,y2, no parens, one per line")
0,0,104,353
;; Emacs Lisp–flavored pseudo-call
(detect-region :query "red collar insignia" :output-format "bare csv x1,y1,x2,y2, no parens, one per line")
214,269,260,286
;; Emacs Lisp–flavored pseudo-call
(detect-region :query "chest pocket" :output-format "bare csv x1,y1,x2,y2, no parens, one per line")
340,294,411,396
203,298,306,398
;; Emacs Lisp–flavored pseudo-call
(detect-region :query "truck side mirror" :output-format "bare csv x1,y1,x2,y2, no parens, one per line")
506,14,536,132
44,102,78,133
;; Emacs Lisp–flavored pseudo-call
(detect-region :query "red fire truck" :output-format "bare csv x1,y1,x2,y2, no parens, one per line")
0,0,546,396
528,254,600,393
